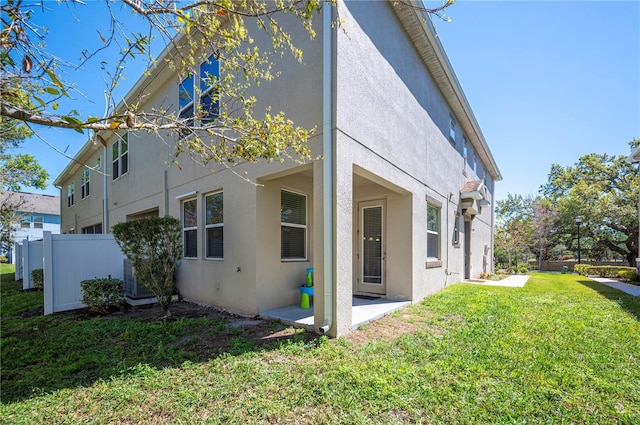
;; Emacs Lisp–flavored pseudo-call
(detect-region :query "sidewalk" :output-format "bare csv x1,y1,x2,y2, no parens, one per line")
589,278,640,296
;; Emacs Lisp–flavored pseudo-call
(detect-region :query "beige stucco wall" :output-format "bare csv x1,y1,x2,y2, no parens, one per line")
55,1,498,337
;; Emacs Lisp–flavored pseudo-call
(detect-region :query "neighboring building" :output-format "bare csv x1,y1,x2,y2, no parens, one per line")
0,191,60,263
54,1,501,336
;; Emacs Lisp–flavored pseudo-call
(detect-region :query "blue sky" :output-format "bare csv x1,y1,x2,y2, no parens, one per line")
17,0,640,201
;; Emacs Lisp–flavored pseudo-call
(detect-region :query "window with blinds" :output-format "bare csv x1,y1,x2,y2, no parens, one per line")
281,190,306,260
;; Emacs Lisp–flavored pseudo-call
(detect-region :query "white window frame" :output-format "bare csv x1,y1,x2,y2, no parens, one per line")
67,182,75,208
182,198,198,259
81,168,90,199
112,133,129,181
205,191,224,260
33,216,43,229
427,203,441,260
449,115,456,146
281,189,307,261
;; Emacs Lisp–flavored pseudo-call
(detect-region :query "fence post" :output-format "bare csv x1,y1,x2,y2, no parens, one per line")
14,241,22,281
43,231,53,315
23,237,31,290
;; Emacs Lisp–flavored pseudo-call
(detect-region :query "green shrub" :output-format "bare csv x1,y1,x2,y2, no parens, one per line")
31,268,44,290
574,264,591,276
515,263,530,274
81,277,126,314
112,216,182,318
589,265,635,278
617,269,640,282
0,255,8,263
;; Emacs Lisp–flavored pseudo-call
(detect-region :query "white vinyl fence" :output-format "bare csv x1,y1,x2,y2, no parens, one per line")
43,231,126,315
14,241,23,281
20,239,43,290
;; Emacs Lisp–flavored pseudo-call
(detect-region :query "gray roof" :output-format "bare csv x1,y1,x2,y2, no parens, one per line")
0,191,60,215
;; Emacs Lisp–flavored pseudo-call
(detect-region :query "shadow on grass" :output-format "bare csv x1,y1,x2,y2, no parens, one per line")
1,301,322,404
577,279,640,321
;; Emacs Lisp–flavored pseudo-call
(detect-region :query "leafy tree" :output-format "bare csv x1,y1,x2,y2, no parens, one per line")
0,117,49,256
495,193,534,271
530,197,558,269
540,140,639,266
112,216,182,319
0,0,454,169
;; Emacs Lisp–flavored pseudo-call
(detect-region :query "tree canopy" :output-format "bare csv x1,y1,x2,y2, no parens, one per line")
540,140,639,266
1,0,454,169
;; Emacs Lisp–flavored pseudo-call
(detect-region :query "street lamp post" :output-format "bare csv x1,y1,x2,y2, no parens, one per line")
575,216,582,264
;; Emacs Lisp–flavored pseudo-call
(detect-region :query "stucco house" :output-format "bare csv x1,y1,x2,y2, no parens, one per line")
54,1,501,337
0,191,60,263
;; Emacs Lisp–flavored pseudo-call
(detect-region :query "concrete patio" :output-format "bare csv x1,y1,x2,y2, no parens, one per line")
260,297,411,331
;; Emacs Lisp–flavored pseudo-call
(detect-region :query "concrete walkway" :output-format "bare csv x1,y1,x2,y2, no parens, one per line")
464,274,530,288
589,278,640,296
260,297,410,331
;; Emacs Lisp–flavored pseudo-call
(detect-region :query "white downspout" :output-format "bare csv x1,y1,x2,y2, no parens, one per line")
319,2,334,334
103,145,108,233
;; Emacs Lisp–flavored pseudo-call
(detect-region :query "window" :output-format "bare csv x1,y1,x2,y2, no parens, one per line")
183,198,198,258
453,213,460,246
67,182,75,207
179,55,220,128
81,168,90,199
427,204,440,259
281,190,307,260
82,223,102,234
449,116,456,145
20,217,30,228
112,133,129,180
33,216,43,229
463,136,468,165
205,192,224,259
472,154,477,179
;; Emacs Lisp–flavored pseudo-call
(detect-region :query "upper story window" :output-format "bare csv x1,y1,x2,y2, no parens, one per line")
281,190,307,260
183,198,198,258
205,191,224,259
67,182,75,207
449,116,456,146
81,168,90,199
20,217,30,228
463,136,468,164
179,54,220,128
472,153,477,179
33,216,43,229
112,133,129,180
427,203,440,259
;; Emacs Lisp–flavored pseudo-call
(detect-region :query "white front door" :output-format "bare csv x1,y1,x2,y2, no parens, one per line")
357,200,386,295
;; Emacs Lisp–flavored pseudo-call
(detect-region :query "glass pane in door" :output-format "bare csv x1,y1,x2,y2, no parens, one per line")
362,206,383,284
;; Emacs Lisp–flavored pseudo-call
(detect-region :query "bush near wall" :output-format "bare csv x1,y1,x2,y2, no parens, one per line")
0,255,8,263
31,269,44,290
80,278,126,314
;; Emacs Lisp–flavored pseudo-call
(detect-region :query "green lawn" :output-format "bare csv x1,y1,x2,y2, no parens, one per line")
2,271,639,424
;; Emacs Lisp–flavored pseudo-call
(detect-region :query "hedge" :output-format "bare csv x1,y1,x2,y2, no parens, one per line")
574,264,636,278
81,277,126,314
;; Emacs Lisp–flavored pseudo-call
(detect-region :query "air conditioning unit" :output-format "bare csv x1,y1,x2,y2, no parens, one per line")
123,259,155,299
